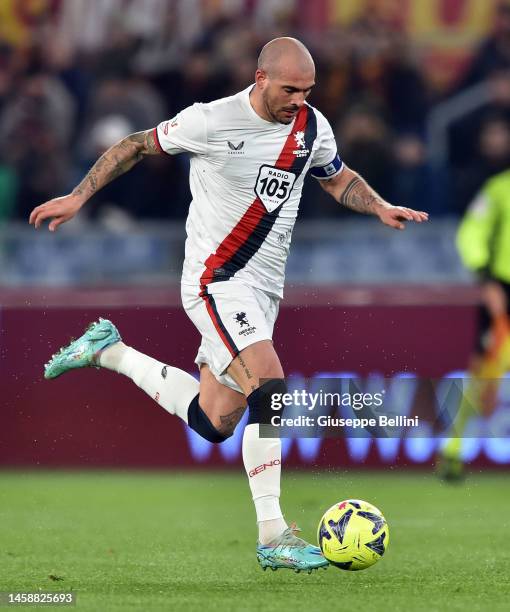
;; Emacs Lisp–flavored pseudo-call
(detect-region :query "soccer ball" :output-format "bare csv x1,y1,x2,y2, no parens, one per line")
317,499,389,570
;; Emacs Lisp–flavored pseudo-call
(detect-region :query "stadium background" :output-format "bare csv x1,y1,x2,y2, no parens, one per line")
1,0,509,468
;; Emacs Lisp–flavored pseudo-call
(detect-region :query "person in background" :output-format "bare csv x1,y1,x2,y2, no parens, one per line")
454,114,510,213
438,169,510,480
458,1,510,91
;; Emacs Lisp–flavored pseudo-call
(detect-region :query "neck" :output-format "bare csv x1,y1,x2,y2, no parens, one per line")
249,86,274,123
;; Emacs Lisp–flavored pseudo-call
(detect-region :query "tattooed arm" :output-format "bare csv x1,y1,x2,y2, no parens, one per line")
29,129,162,231
319,165,428,229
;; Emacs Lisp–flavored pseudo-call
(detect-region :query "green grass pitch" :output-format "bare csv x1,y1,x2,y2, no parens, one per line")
0,471,509,611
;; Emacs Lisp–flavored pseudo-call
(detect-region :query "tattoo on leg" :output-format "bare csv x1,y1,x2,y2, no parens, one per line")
237,354,257,392
218,406,246,437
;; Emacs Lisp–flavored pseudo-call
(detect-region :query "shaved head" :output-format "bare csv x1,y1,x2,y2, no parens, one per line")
251,37,316,125
257,37,315,79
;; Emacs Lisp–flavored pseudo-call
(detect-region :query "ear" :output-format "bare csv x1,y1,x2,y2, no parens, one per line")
255,68,268,89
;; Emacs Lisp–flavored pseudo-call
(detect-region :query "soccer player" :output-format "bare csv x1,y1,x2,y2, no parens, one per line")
438,171,510,481
30,38,428,572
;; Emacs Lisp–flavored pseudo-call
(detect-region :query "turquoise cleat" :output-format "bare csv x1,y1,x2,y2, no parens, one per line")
257,525,328,573
44,318,121,380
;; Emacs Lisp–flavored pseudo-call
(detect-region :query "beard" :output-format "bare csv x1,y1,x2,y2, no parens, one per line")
262,91,298,124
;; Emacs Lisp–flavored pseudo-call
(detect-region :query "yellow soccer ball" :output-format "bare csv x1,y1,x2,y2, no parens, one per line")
317,499,389,570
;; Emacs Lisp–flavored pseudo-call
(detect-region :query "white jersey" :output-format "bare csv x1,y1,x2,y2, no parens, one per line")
154,85,343,298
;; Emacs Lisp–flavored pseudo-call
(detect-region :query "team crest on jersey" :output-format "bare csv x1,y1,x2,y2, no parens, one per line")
293,130,309,157
234,312,249,327
294,131,305,148
233,312,256,336
227,141,245,155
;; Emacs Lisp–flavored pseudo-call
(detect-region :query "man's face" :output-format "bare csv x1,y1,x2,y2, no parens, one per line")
257,69,315,124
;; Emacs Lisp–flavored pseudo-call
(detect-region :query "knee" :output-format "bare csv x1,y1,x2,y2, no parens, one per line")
187,395,235,444
247,378,288,425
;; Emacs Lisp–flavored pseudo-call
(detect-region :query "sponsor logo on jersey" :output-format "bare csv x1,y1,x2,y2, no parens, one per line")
255,165,297,212
161,365,168,379
293,130,309,157
213,267,227,279
227,140,245,155
163,118,178,135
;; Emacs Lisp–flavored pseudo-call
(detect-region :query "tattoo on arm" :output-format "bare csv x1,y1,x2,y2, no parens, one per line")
72,129,160,202
218,406,246,437
338,176,384,215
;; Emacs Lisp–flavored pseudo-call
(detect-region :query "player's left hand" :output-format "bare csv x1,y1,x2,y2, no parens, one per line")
377,204,428,230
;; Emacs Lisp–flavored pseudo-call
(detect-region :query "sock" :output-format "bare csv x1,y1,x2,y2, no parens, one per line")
242,422,288,544
257,516,288,544
443,368,484,460
443,324,510,460
99,342,199,423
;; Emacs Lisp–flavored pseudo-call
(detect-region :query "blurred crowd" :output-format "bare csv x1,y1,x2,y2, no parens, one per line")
2,0,510,224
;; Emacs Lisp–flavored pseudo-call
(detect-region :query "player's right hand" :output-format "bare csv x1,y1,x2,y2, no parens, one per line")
29,194,83,231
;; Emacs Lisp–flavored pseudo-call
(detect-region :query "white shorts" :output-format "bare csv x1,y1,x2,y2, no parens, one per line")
181,280,280,393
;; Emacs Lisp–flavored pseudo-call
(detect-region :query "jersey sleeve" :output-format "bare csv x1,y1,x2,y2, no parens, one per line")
309,109,344,180
154,103,208,156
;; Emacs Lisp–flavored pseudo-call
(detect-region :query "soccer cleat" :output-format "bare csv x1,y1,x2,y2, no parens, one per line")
436,453,466,483
256,524,328,572
44,318,121,380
